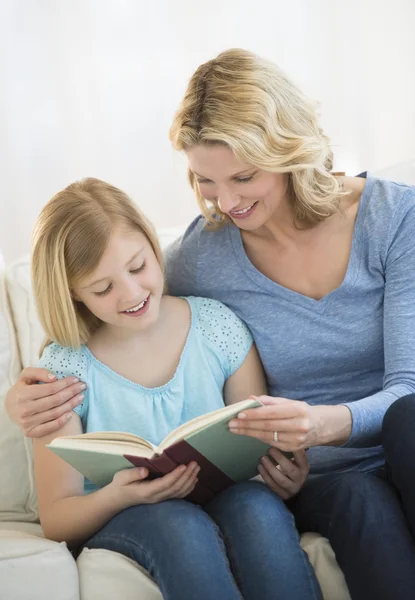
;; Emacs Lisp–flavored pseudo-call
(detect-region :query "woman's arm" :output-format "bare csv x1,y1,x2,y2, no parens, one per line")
5,367,84,437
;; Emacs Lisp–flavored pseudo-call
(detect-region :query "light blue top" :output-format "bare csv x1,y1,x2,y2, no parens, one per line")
39,296,253,492
164,176,415,475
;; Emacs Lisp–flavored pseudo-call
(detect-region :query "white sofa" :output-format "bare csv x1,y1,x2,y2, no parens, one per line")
0,231,351,600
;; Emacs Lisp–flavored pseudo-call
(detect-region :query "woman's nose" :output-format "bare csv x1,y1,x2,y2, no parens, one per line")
217,188,240,214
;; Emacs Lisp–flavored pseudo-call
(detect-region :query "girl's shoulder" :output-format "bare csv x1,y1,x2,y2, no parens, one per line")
38,342,89,381
185,296,253,376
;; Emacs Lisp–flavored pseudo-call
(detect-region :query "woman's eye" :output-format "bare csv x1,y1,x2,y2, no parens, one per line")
235,176,254,183
130,261,146,275
94,284,112,297
197,178,212,184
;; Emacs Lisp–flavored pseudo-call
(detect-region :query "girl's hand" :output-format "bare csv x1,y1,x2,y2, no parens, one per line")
229,395,352,450
5,368,86,438
258,449,309,500
108,462,200,510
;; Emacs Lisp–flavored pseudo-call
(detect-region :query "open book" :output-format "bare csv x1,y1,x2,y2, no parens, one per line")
47,399,275,504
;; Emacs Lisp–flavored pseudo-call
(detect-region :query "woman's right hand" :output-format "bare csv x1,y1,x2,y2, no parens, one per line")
108,463,200,510
5,367,85,437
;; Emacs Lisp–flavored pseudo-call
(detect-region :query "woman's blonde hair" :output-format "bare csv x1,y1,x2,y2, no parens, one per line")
32,178,163,352
170,48,348,227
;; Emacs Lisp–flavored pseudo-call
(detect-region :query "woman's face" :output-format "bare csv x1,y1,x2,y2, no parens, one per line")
186,144,290,231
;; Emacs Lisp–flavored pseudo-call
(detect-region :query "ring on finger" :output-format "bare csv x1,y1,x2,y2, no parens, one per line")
273,431,279,443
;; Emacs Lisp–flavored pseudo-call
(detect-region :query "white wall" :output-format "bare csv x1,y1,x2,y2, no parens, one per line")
1,0,414,262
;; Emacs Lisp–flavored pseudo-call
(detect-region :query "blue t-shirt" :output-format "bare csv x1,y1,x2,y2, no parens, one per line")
164,175,415,475
39,296,252,492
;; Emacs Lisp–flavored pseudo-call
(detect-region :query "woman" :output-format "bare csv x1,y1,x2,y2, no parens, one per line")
6,49,415,599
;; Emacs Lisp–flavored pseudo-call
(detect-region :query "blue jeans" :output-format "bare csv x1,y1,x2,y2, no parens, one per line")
81,480,322,600
289,394,415,600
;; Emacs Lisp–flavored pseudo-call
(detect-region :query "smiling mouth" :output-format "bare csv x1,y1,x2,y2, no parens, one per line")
122,296,149,314
229,201,258,217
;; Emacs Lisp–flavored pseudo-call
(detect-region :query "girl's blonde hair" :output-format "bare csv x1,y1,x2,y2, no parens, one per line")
32,178,163,352
170,48,348,227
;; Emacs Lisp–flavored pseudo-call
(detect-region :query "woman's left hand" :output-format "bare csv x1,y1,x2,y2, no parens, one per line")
229,395,352,450
258,448,309,500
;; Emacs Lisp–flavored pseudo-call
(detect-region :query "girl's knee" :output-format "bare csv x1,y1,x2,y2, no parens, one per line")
211,481,295,528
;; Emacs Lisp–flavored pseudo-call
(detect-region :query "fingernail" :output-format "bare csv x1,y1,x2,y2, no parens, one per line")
77,394,84,403
229,420,237,427
79,383,86,390
72,378,79,384
64,412,72,422
48,373,57,380
238,413,247,419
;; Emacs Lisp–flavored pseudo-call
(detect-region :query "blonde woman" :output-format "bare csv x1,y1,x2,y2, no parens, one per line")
6,49,415,599
26,178,321,600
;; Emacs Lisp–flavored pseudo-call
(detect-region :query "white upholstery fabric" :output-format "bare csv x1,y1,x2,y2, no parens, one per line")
0,251,37,522
0,529,80,600
6,255,45,369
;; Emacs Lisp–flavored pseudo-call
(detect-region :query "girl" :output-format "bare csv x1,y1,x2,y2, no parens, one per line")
32,178,319,600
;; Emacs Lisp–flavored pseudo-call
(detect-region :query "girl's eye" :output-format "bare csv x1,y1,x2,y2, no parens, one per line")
235,176,254,183
197,178,212,185
94,284,112,297
130,261,146,275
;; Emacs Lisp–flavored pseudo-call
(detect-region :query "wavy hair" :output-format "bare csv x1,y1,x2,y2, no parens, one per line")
32,178,163,352
170,48,348,227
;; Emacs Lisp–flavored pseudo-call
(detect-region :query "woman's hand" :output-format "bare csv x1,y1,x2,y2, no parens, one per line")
108,463,200,510
258,449,309,500
5,368,85,437
229,395,352,450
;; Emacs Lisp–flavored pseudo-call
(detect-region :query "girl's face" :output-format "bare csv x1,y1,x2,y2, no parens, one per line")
73,228,164,334
186,144,290,231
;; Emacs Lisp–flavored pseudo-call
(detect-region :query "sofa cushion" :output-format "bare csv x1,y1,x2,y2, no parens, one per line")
77,548,162,600
6,255,45,369
0,251,38,523
0,529,79,600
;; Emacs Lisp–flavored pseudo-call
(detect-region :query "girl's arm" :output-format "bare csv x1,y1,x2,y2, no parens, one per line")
223,344,267,405
34,413,128,546
224,343,309,499
34,414,199,547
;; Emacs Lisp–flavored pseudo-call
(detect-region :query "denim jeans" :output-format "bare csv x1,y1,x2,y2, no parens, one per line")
81,480,322,600
289,394,415,600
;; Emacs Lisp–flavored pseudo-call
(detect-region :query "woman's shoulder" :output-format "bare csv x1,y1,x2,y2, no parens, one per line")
164,216,233,296
360,175,415,261
165,215,230,260
364,175,415,223
38,342,89,380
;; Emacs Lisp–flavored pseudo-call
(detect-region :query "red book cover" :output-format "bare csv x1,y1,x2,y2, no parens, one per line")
124,440,235,505
164,440,234,493
123,452,178,476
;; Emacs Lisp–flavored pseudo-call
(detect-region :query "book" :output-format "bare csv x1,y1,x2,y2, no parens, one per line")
47,399,278,505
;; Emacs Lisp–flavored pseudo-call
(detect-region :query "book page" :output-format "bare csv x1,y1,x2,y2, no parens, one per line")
49,432,158,455
159,399,260,451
